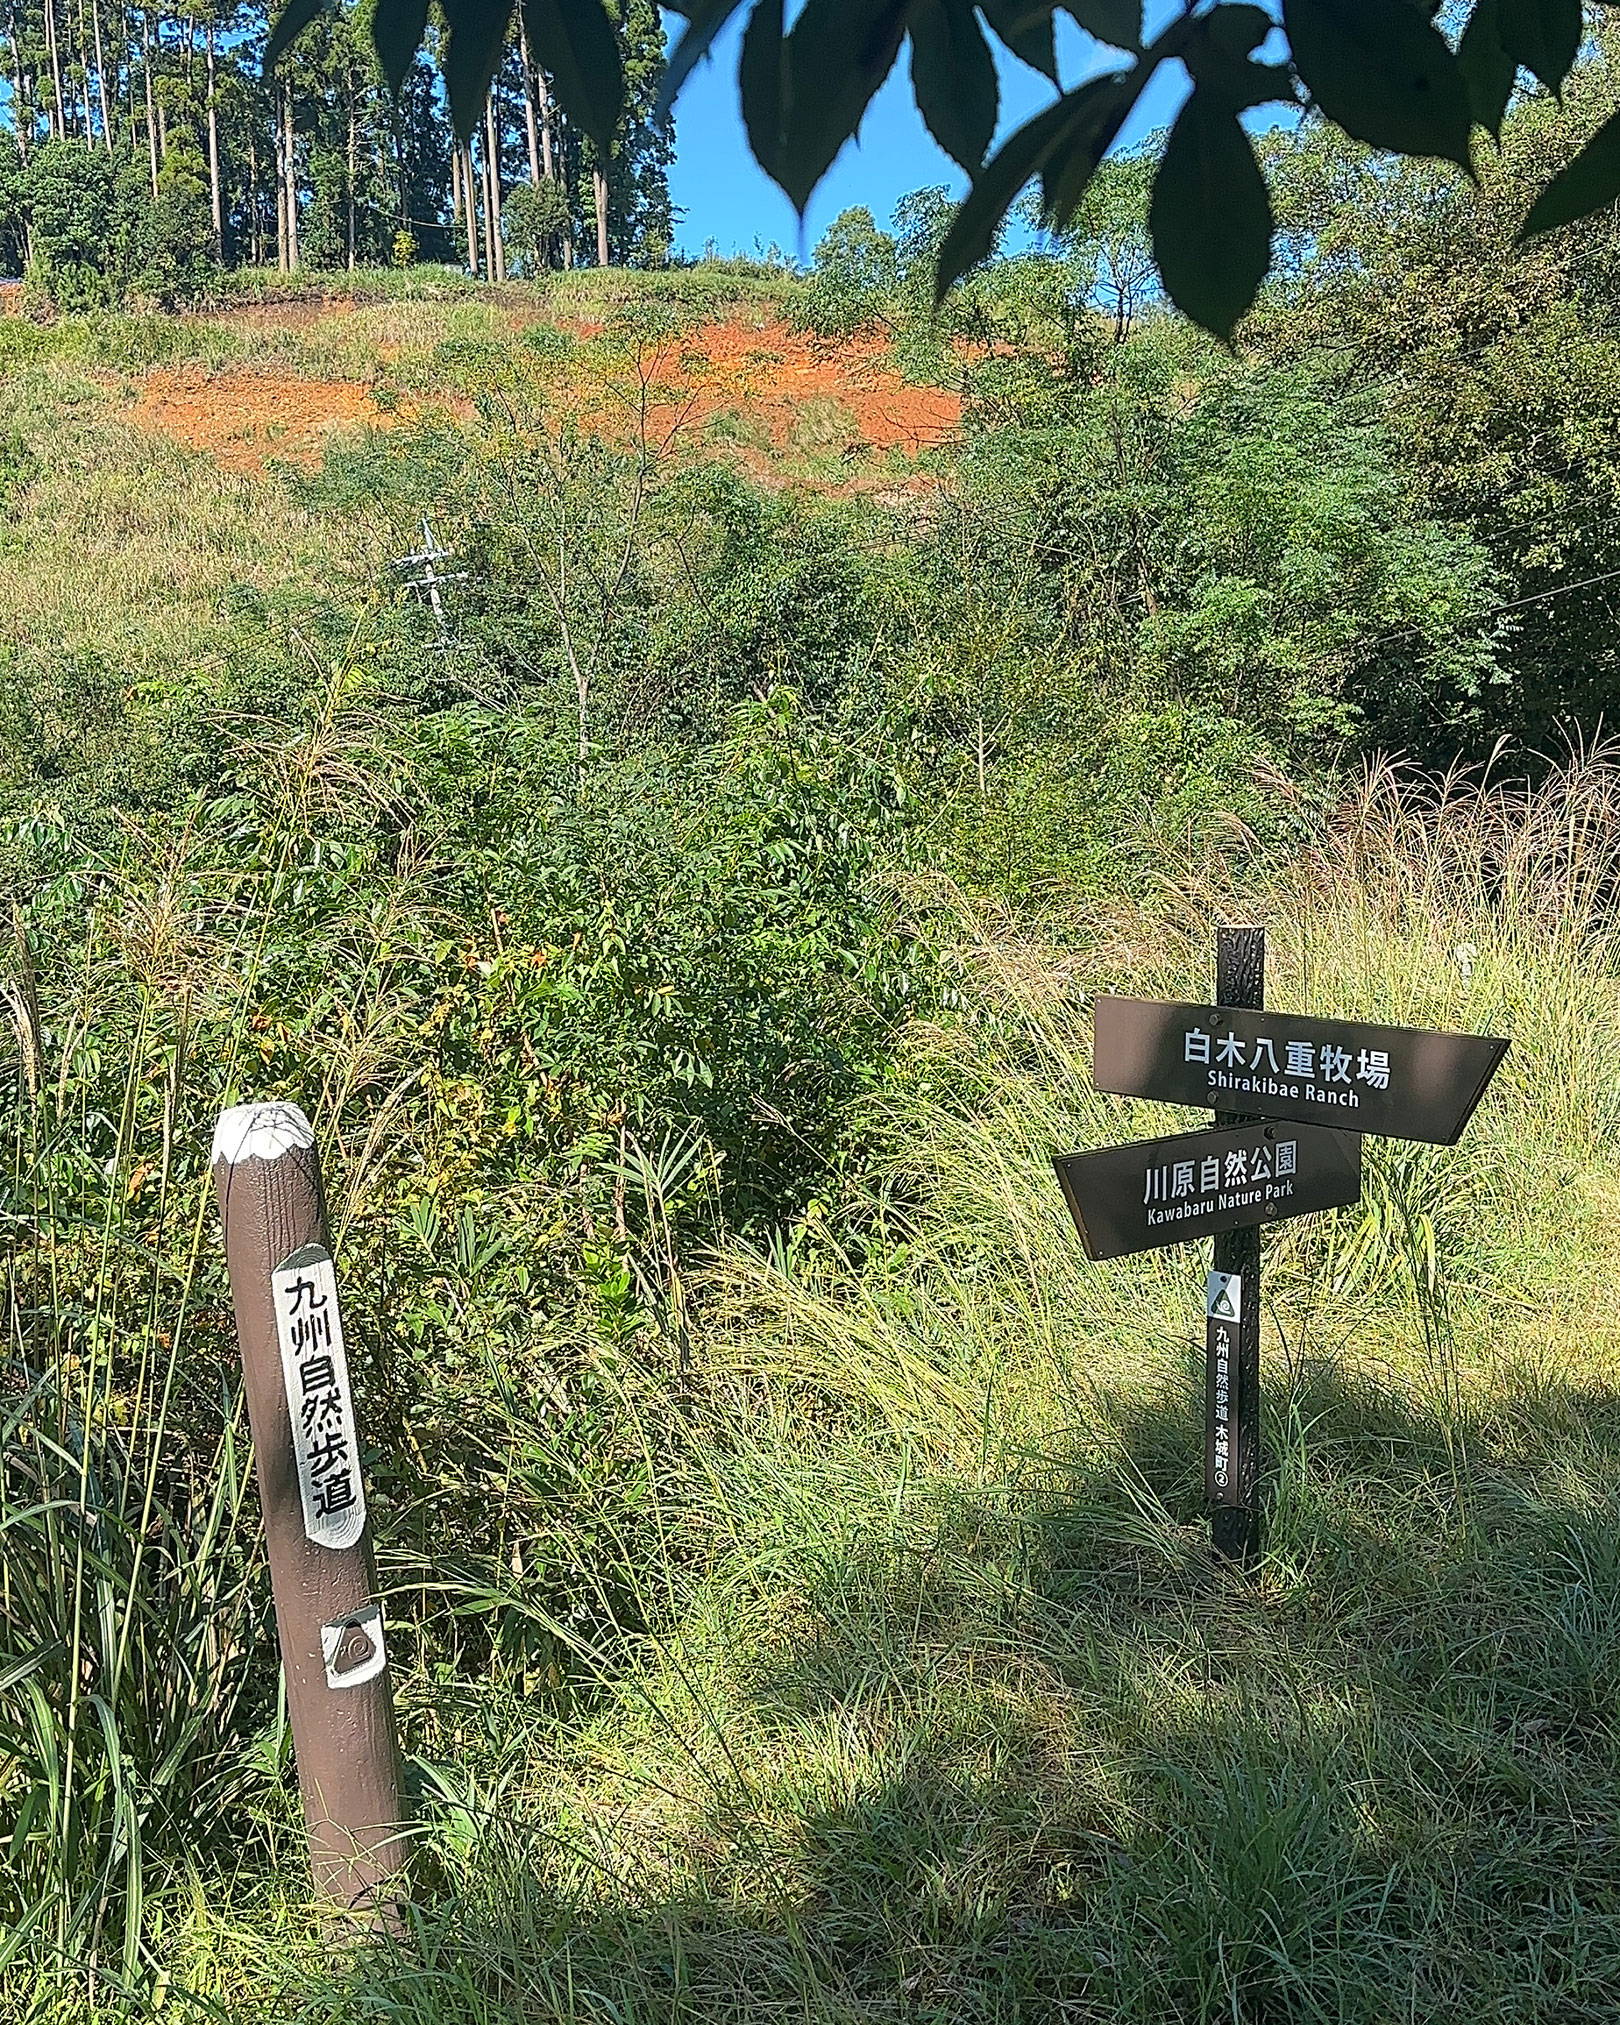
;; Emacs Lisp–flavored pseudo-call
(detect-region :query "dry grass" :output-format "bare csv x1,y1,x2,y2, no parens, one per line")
54,750,1613,2025
7,273,1620,2015
0,365,338,684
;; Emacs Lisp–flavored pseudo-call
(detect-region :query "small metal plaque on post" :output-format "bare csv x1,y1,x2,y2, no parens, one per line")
1093,996,1507,1145
1207,1271,1241,1324
1206,1273,1243,1505
1052,1119,1361,1262
322,1603,389,1690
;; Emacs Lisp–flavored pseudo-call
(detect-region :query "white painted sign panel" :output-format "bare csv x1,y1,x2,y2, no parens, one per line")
272,1241,366,1551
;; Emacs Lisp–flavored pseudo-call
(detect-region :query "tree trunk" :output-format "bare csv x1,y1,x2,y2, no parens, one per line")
594,163,608,268
44,0,65,139
125,1,138,156
90,0,111,146
393,89,408,238
536,65,555,183
346,68,357,270
283,79,299,269
6,30,28,163
517,15,541,187
248,124,260,266
74,0,94,138
274,109,287,271
206,23,223,251
142,10,158,191
155,10,169,160
450,139,461,260
462,138,481,278
484,89,504,281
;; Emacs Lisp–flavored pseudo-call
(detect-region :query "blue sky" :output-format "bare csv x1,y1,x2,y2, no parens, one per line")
664,6,1202,262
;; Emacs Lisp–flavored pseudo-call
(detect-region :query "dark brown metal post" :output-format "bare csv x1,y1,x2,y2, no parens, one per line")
212,1102,408,1917
1210,928,1264,1564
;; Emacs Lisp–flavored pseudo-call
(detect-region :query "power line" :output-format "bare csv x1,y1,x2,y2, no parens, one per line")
1358,550,1620,659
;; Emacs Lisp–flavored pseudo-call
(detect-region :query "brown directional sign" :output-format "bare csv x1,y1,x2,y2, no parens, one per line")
1053,1119,1361,1262
1093,997,1507,1146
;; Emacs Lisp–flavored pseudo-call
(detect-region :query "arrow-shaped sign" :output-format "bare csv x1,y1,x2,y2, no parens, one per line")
1053,1119,1361,1262
1093,997,1507,1145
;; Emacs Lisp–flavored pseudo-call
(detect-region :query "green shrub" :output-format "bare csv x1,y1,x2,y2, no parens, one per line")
504,179,572,278
25,139,118,309
133,140,216,306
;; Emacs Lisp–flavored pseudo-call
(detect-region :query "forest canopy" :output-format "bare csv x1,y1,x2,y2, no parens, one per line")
0,0,673,292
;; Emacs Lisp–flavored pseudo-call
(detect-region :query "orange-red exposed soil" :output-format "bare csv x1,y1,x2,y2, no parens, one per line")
126,308,963,479
127,367,401,475
632,318,962,458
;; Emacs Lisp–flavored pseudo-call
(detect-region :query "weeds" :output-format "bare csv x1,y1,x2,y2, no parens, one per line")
4,259,1620,2018
4,746,1619,2019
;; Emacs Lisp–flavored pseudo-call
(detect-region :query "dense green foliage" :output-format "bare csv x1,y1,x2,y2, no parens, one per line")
796,49,1620,758
24,133,216,305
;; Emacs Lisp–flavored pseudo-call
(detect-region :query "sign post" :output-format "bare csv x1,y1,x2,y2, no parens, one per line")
1051,927,1506,1565
1209,925,1264,1563
213,1101,409,1919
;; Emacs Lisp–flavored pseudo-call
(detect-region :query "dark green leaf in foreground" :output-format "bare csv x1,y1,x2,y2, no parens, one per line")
364,0,623,147
741,0,912,210
371,0,431,95
1040,65,1143,221
442,0,520,141
1067,0,1141,53
912,0,999,171
662,0,748,109
1198,2,1271,64
1283,0,1473,167
934,96,1076,295
519,0,624,151
1522,103,1620,237
740,0,789,189
933,68,1137,298
1498,0,1581,97
265,0,329,69
1151,86,1273,339
1183,4,1296,116
977,0,1057,82
1457,0,1517,139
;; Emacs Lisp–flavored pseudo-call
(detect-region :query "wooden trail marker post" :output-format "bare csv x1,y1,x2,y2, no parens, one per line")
1053,928,1507,1564
213,1102,409,1916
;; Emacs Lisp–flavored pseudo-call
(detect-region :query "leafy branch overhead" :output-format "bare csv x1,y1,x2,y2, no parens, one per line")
273,0,1620,336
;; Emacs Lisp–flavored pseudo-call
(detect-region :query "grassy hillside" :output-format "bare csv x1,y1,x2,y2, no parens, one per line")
4,253,1620,2021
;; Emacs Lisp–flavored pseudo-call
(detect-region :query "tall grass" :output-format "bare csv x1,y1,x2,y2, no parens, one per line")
7,751,1620,2020
0,671,440,2002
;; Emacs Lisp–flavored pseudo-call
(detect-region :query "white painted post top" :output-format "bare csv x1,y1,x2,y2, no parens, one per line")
213,1101,317,1167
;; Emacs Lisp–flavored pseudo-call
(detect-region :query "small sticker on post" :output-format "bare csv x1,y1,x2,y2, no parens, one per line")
321,1603,387,1690
271,1241,366,1551
1206,1271,1242,1323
